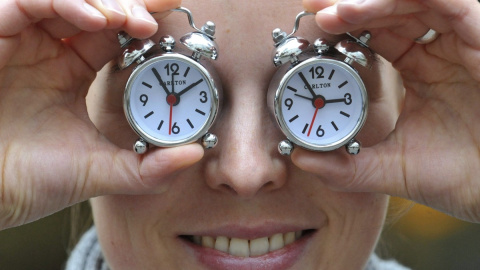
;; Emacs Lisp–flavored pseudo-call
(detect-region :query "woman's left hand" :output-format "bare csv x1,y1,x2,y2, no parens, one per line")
296,0,480,223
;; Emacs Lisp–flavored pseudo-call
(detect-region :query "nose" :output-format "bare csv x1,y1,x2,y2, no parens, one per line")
204,84,288,198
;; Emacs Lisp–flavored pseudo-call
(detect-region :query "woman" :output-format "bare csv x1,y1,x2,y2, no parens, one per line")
1,0,479,269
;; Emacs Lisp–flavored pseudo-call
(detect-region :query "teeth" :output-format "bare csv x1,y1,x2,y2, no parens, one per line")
214,236,229,253
202,236,215,248
269,233,284,252
284,232,295,245
192,231,303,257
229,238,249,257
249,237,269,256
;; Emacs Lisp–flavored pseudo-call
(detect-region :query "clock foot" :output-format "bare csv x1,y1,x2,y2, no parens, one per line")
278,140,294,156
202,133,218,149
134,139,149,154
345,139,361,155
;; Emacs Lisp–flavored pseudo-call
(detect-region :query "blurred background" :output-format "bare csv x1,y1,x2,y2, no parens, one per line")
1,198,480,269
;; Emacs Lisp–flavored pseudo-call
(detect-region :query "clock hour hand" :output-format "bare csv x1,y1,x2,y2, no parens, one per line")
324,98,346,104
177,79,204,97
152,68,170,96
298,72,316,97
294,93,313,101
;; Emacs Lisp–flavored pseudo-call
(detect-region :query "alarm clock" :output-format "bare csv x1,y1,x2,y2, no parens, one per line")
117,7,221,154
268,11,374,156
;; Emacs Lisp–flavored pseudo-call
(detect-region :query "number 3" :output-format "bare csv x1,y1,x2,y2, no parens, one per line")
199,91,208,103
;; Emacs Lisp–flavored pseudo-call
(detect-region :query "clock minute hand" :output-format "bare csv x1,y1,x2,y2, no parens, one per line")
298,72,316,97
177,79,204,97
152,68,170,96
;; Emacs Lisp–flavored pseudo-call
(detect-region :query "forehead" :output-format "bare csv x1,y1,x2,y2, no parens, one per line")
153,1,331,54
152,1,338,84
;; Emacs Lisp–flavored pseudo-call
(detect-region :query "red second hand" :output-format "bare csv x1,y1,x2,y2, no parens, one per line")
167,95,176,135
307,98,324,137
307,108,318,137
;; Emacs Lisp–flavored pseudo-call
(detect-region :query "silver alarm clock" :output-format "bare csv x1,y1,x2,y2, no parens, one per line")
267,11,374,156
117,7,221,154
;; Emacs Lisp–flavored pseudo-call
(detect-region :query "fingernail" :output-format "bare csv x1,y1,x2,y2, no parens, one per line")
340,0,365,3
101,0,126,16
132,5,157,25
84,3,107,20
318,5,338,15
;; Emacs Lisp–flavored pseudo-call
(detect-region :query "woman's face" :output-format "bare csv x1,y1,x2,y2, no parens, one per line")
88,1,401,269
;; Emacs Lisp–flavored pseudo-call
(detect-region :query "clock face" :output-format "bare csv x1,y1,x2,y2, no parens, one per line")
275,58,367,151
124,54,218,147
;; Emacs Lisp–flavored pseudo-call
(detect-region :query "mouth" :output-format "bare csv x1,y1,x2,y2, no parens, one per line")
180,229,315,258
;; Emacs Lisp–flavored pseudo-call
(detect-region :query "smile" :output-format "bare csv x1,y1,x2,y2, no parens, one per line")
182,230,311,257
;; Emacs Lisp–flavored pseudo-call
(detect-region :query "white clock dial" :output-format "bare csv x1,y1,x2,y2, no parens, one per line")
275,58,367,151
124,54,218,147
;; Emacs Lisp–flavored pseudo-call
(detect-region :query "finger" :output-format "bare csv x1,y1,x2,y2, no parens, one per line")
303,0,337,12
65,0,180,71
87,0,127,29
90,143,204,197
114,0,181,39
335,0,427,24
314,2,427,35
423,0,480,48
0,0,107,69
291,143,405,197
52,0,109,32
317,0,480,48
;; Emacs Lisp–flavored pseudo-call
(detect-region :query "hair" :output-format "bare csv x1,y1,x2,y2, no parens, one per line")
376,196,415,259
67,201,93,254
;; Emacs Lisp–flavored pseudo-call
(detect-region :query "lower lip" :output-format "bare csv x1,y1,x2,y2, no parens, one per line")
181,232,314,270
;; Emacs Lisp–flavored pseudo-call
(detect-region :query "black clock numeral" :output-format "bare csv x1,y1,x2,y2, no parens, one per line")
284,98,294,110
309,66,325,79
172,122,180,134
140,94,148,106
164,63,180,76
199,91,208,103
344,93,352,105
316,125,325,137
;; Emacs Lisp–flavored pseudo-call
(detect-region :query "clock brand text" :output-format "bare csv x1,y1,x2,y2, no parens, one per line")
305,83,331,89
165,80,188,86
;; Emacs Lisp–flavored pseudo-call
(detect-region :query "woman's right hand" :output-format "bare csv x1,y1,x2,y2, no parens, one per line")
0,0,206,230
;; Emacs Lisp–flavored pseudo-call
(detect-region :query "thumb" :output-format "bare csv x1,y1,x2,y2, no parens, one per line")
88,143,204,197
291,141,405,196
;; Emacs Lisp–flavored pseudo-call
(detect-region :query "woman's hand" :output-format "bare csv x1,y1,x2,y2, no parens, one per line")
0,0,206,230
297,0,480,222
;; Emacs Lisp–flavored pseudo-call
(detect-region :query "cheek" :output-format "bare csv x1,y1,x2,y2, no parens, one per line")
90,196,172,269
313,191,389,268
331,192,388,245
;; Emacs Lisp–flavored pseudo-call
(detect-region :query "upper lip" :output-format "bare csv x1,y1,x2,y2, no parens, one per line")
177,220,324,239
